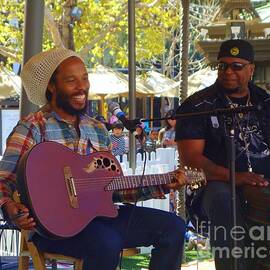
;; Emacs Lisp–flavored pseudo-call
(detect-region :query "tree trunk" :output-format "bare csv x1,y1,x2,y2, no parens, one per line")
60,0,76,50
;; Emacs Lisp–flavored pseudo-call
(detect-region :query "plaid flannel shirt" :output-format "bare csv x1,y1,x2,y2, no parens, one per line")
0,105,166,207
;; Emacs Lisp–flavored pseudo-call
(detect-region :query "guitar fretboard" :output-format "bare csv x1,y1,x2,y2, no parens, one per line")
105,173,173,191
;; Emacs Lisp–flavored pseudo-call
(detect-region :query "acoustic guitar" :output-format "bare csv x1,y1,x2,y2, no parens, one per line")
17,141,206,239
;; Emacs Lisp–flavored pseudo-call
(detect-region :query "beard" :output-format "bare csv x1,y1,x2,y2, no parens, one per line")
56,89,88,116
216,81,240,95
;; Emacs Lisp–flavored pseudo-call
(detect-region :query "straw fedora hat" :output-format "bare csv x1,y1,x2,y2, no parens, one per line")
21,47,84,106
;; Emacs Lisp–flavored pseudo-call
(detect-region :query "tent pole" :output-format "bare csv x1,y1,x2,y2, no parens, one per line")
20,0,44,118
150,96,154,128
99,95,105,117
128,0,136,173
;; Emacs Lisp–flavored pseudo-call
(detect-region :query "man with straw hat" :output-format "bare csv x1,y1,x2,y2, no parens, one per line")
0,47,186,270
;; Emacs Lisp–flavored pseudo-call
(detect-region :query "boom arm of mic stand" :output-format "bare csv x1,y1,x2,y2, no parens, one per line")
140,105,256,123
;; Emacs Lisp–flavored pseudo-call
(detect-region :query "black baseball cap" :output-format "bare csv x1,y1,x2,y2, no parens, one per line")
217,39,254,62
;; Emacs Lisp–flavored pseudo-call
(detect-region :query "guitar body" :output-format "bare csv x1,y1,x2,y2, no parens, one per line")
17,141,122,239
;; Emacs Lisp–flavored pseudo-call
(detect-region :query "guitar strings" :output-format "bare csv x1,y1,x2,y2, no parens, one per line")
62,172,202,193
73,175,173,190
74,172,174,182
73,170,200,183
73,173,173,185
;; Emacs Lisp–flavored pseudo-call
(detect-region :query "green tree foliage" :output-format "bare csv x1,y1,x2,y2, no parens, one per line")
0,0,24,64
0,0,180,70
0,1,265,74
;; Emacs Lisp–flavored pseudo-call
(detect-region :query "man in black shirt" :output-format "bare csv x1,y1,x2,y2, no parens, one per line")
175,39,270,270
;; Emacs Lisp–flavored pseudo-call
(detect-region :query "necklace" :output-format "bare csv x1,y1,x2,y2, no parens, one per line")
225,93,251,118
225,92,253,172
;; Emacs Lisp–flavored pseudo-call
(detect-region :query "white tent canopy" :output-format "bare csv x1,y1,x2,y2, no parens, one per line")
188,67,217,96
88,65,128,98
138,70,179,97
88,65,152,99
88,65,154,116
0,71,21,99
0,66,219,103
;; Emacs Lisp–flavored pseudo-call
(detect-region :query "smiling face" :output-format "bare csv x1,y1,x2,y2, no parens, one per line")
217,57,255,97
48,56,90,119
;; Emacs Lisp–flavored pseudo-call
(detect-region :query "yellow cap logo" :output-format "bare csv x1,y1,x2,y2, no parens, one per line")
230,47,239,56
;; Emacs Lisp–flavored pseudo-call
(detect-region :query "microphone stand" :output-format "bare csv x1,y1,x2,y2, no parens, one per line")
224,114,238,270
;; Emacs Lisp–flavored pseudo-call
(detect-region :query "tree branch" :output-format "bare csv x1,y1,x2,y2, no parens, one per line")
136,0,161,8
79,3,128,58
44,6,65,48
79,0,162,58
0,46,20,62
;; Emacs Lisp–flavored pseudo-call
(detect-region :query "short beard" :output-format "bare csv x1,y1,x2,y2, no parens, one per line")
56,91,87,116
217,81,240,95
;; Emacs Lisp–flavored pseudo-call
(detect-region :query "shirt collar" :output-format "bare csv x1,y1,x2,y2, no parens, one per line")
41,104,87,124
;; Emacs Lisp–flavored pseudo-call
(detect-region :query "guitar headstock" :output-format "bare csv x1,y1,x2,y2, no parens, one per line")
183,166,206,191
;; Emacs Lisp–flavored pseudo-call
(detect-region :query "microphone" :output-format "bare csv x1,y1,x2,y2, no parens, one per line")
108,102,141,134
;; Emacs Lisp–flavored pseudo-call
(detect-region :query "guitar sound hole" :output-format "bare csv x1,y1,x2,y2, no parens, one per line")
111,164,116,171
102,158,111,168
97,159,102,167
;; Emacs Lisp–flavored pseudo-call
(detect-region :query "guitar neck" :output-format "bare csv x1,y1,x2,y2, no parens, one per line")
106,173,173,191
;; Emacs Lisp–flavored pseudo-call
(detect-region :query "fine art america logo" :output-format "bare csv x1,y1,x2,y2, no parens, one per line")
198,221,270,259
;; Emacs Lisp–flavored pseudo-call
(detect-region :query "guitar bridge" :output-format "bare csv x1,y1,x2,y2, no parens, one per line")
63,166,79,209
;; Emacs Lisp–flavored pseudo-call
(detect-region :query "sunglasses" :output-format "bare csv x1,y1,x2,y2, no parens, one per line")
217,62,250,71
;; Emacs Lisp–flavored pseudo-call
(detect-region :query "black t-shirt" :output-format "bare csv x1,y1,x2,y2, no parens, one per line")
175,82,270,179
